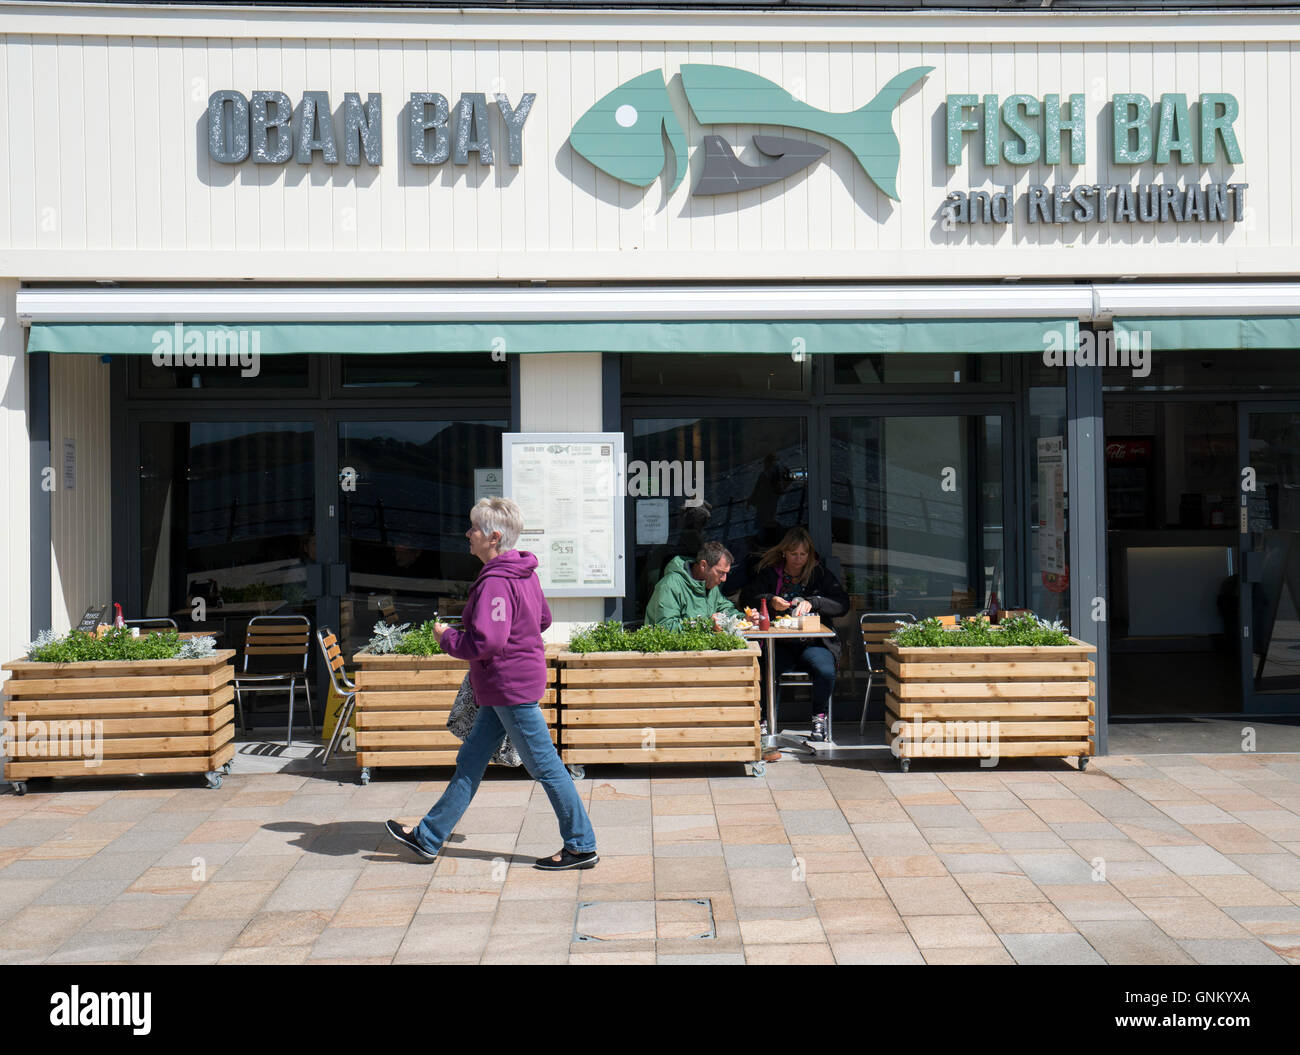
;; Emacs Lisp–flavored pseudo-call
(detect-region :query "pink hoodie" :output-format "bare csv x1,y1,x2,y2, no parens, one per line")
438,550,552,708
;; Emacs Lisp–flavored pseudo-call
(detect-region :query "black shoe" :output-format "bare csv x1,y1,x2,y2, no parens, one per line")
386,819,437,861
534,847,599,871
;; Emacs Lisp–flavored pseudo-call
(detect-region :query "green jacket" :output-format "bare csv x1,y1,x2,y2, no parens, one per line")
645,556,740,630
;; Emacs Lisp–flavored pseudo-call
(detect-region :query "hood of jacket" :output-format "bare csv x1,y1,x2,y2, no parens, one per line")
661,555,710,597
477,549,540,581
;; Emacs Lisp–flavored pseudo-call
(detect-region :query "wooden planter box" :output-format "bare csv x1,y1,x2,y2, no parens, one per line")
882,637,1096,771
557,642,761,774
1,651,236,792
351,650,558,783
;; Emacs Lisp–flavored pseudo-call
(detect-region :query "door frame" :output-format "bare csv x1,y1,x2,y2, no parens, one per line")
816,400,1019,612
1238,400,1300,715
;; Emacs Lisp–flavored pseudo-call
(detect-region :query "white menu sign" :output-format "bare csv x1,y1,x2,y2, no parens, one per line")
503,433,626,598
1037,436,1066,576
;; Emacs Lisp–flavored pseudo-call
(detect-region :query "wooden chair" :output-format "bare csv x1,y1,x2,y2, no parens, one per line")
859,612,917,734
232,615,315,746
317,627,356,765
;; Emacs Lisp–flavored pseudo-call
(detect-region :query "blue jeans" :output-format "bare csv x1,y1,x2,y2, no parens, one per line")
413,701,596,856
773,641,837,712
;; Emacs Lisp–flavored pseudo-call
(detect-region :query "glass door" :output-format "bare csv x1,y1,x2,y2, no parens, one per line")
139,417,320,644
331,416,510,656
825,407,1012,715
1241,405,1300,713
625,413,811,615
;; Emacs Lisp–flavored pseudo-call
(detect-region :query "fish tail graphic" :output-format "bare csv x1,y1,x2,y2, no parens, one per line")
837,66,932,201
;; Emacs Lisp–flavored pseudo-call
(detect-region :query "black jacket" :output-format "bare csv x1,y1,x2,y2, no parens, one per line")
742,561,850,659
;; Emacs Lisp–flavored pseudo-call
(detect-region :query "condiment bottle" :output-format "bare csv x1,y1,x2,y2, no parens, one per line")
759,598,771,632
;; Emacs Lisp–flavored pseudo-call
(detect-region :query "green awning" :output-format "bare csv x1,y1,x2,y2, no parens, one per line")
1115,315,1300,350
27,318,1076,356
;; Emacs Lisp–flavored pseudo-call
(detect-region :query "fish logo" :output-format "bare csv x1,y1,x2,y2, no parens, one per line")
568,63,932,202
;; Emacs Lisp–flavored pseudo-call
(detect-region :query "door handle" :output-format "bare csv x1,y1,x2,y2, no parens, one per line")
328,563,349,596
305,563,324,599
1243,551,1264,583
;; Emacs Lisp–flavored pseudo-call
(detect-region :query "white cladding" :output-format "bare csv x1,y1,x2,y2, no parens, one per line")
0,6,1297,280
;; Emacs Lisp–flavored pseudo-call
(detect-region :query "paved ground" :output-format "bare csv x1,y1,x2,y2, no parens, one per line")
1,744,1299,964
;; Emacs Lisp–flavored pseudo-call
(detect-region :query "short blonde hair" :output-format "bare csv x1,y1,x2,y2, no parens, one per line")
471,497,524,552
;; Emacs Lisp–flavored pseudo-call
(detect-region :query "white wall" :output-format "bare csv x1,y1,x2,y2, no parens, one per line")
520,352,605,640
0,280,30,671
0,6,1295,281
48,354,111,633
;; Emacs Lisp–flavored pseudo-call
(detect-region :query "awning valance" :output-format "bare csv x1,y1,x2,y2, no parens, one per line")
1114,315,1300,350
26,318,1073,356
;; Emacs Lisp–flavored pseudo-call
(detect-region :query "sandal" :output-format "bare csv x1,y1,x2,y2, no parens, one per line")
534,847,599,871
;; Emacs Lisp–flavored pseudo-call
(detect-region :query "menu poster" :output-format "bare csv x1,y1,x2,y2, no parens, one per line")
1037,436,1066,575
635,499,670,545
504,433,626,598
474,467,504,500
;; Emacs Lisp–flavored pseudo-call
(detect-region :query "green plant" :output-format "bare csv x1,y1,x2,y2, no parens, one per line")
394,620,445,656
25,627,191,663
567,620,633,654
890,614,1072,648
568,617,746,654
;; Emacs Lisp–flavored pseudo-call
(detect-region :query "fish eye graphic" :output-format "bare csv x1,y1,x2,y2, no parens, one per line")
568,69,688,191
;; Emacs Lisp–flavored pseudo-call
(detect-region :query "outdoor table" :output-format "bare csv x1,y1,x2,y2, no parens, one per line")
741,626,839,754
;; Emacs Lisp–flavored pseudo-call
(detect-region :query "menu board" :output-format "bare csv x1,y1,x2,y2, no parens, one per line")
1037,436,1066,575
503,433,626,598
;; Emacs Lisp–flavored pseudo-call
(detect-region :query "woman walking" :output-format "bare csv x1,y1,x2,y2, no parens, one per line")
386,497,598,870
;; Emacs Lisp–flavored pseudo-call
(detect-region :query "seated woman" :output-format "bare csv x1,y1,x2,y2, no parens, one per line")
743,526,849,743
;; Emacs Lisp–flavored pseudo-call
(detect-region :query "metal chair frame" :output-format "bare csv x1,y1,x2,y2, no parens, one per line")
859,612,918,734
124,618,179,632
232,615,315,747
317,627,357,766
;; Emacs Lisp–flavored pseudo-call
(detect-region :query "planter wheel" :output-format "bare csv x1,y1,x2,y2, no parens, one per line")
567,765,585,781
1078,756,1089,772
204,771,223,790
899,758,911,774
221,762,233,775
359,767,371,786
749,761,766,778
10,782,26,796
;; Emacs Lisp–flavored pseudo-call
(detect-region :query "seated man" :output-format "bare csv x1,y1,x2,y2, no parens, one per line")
645,541,740,630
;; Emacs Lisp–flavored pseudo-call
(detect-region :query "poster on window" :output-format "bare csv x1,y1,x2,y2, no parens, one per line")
503,433,626,597
1037,436,1066,575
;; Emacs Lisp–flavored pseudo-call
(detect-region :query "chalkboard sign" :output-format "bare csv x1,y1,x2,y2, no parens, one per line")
75,604,109,634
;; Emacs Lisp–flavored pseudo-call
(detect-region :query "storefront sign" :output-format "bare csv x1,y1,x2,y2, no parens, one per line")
945,182,1248,227
944,91,1245,226
945,93,1242,166
201,66,1249,229
207,90,536,166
